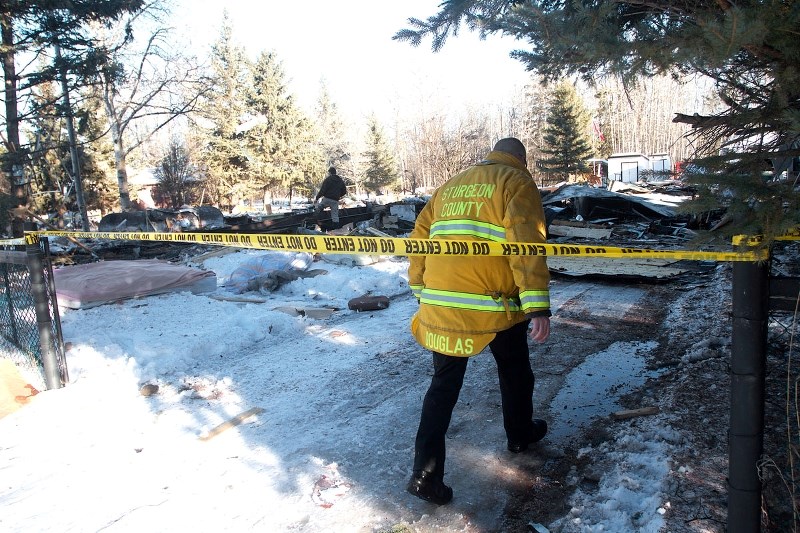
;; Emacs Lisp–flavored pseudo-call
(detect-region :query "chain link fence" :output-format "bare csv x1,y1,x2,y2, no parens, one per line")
769,240,799,342
0,238,66,391
760,240,800,529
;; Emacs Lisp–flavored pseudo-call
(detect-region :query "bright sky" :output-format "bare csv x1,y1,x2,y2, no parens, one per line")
169,0,533,125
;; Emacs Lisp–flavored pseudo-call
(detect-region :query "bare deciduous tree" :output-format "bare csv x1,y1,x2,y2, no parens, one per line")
94,7,210,211
590,75,715,166
153,136,197,208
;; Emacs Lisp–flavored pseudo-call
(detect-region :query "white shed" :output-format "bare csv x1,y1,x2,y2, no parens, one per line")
607,152,674,183
608,153,650,183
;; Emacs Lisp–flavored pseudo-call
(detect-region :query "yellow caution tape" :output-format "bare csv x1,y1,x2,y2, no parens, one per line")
733,227,800,246
25,230,768,262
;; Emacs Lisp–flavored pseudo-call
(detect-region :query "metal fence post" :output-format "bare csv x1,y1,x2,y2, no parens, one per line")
728,259,769,532
24,227,63,390
1,264,21,345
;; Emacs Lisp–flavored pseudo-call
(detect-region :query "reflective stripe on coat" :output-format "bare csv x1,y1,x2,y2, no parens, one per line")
408,150,551,356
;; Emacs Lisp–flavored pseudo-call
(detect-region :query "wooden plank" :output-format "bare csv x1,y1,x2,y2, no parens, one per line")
189,246,241,264
199,407,265,441
208,294,267,304
611,406,659,420
548,224,613,239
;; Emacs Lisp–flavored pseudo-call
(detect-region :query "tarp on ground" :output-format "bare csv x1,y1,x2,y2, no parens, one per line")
226,252,314,293
53,259,217,309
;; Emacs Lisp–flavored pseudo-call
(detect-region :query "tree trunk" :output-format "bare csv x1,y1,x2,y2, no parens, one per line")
102,89,131,210
2,12,25,236
114,144,131,211
56,45,90,231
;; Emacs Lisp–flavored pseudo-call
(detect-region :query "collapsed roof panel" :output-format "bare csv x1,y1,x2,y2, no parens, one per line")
542,184,678,220
548,257,700,281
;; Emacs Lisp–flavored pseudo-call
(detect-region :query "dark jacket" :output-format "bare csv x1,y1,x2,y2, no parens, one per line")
315,173,348,201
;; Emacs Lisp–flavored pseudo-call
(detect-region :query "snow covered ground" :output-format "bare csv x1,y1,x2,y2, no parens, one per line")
0,246,724,532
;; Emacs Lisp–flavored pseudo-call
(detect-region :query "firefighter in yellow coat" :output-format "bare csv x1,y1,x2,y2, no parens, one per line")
406,137,551,505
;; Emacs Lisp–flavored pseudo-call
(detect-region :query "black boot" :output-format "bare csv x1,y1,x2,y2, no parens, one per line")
507,418,548,453
406,471,453,505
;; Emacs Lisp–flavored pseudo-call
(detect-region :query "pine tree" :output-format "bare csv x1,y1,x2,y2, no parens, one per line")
26,80,70,217
197,14,251,211
26,79,117,219
1,0,146,234
246,50,322,205
514,76,551,185
73,91,118,215
153,137,198,209
395,0,800,241
539,81,592,183
314,81,351,169
362,115,399,195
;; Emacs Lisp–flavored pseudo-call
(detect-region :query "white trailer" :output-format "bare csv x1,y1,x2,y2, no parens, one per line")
607,152,673,183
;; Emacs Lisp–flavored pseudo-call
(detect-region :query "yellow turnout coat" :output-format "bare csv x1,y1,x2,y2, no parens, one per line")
408,150,551,356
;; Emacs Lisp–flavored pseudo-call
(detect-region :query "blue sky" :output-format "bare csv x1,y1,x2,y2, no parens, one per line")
169,0,533,124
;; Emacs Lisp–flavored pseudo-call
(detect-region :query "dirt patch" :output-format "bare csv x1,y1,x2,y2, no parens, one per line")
495,275,681,530
497,450,590,531
497,262,799,532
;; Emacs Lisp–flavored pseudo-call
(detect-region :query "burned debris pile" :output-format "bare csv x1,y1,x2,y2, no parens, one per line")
539,182,718,281
43,182,717,283
541,182,701,244
95,200,422,236
53,200,423,264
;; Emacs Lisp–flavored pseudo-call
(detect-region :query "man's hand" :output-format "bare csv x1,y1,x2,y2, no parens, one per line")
529,316,550,343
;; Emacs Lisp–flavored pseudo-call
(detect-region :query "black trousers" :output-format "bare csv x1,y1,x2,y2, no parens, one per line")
412,320,535,480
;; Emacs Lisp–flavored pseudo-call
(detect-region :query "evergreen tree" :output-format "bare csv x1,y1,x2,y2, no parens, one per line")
515,76,552,185
154,137,198,208
245,50,322,205
314,81,350,169
26,79,117,220
395,1,800,241
539,81,592,183
26,80,69,217
362,115,399,194
73,90,118,215
1,0,145,234
197,14,251,211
